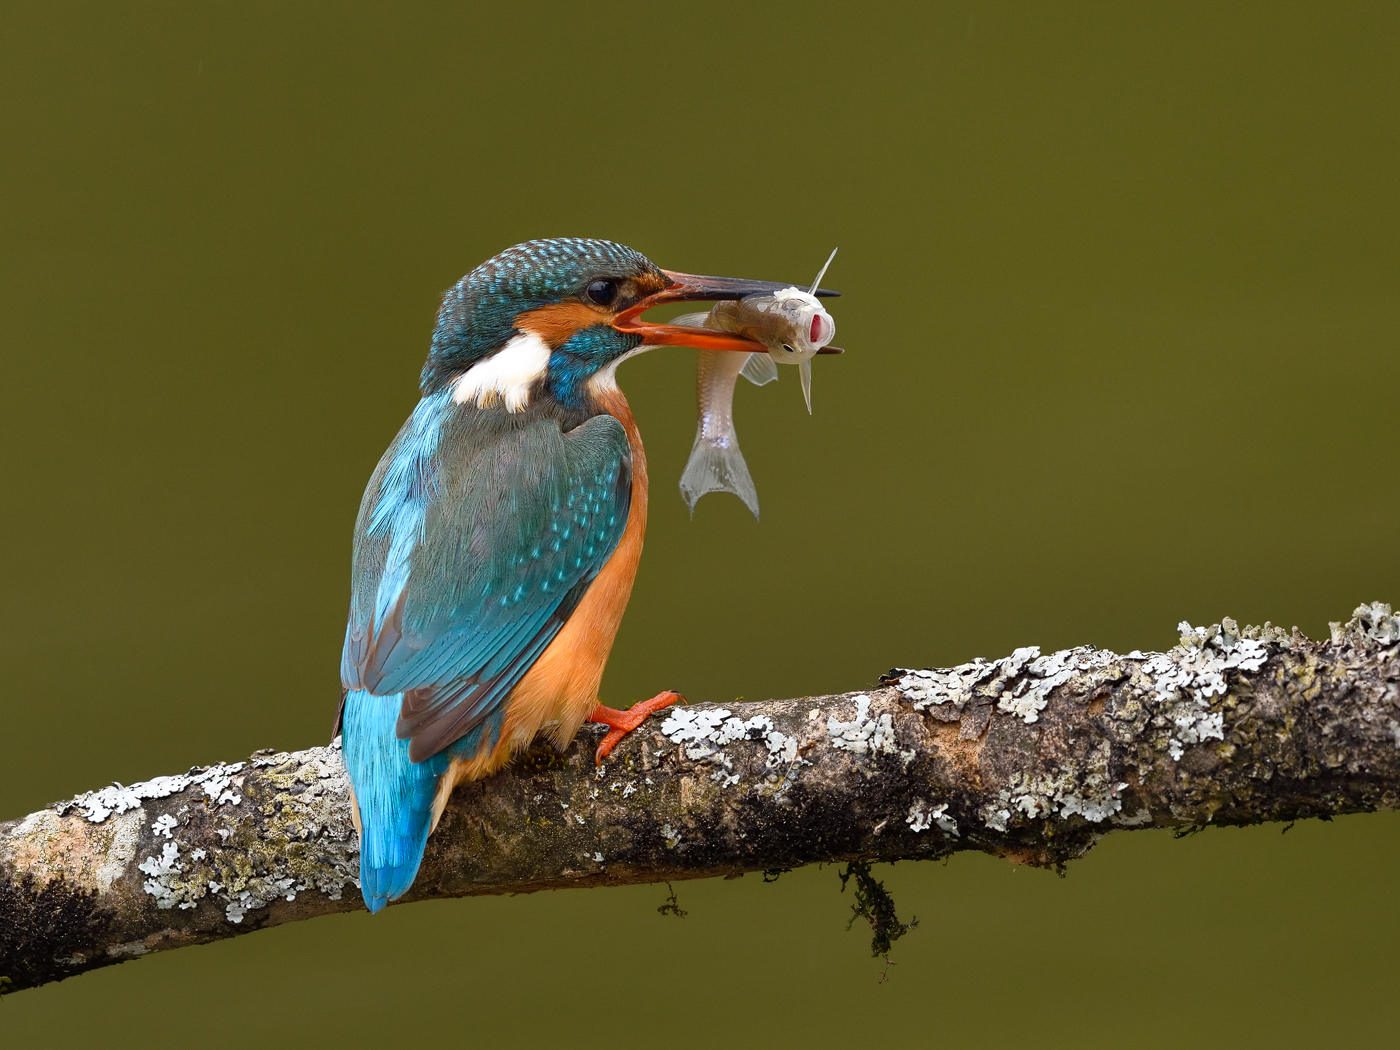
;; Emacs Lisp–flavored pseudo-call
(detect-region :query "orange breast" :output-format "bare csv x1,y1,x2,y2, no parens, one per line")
435,386,648,804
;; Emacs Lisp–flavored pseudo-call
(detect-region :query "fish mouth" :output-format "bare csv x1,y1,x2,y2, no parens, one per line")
613,269,840,353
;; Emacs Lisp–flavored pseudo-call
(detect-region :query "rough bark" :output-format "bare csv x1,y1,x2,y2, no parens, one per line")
3,603,1398,994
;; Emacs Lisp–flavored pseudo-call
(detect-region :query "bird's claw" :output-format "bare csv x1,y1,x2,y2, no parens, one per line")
589,691,684,765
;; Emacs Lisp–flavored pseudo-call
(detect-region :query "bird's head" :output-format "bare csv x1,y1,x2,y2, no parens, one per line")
422,237,835,411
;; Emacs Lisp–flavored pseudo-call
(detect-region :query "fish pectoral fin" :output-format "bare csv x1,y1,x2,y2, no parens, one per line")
679,437,760,521
799,358,813,414
740,352,779,386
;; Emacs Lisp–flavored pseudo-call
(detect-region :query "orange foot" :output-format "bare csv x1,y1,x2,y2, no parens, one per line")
589,691,684,766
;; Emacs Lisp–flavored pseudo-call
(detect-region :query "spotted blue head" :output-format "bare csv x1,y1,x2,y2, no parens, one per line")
421,237,839,412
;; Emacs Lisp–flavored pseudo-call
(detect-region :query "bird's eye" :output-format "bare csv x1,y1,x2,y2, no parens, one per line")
587,279,619,306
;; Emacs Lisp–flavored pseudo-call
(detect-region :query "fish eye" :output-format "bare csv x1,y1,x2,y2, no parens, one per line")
781,344,795,354
587,279,619,307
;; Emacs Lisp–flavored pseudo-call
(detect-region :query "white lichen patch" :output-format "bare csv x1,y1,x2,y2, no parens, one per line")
138,841,191,910
906,803,932,833
57,761,248,823
826,695,898,756
981,743,1126,828
1333,601,1400,647
906,799,959,837
894,660,996,711
218,874,311,918
999,647,1123,723
895,611,1301,761
980,796,1012,832
1136,619,1270,759
1010,648,1118,722
52,746,361,923
661,707,734,744
895,646,1122,725
150,814,178,839
1146,622,1270,702
659,707,802,772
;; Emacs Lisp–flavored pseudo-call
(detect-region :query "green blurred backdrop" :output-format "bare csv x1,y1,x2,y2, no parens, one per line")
2,2,1397,1046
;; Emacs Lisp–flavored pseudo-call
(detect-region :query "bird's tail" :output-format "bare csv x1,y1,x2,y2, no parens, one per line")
341,689,448,913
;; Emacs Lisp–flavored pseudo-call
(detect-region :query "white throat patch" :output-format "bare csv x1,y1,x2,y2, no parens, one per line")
587,345,649,397
451,331,551,413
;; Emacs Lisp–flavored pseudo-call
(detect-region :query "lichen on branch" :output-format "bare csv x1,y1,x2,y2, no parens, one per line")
2,602,1397,993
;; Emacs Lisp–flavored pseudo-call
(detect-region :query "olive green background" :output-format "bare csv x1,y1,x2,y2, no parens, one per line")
2,2,1397,1046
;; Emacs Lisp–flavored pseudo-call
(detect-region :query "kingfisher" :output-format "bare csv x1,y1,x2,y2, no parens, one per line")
336,237,835,912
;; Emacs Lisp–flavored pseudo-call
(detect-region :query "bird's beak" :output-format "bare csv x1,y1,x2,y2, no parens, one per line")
613,269,841,353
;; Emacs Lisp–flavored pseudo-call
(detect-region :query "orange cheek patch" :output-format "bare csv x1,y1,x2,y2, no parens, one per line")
517,301,614,348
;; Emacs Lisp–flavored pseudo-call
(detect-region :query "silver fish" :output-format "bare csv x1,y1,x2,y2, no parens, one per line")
676,250,838,518
677,344,760,517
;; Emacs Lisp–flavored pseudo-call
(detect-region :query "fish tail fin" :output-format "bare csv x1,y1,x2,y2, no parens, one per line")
341,689,448,913
679,435,760,520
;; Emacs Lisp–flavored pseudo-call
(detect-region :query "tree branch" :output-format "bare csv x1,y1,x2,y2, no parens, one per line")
3,603,1398,993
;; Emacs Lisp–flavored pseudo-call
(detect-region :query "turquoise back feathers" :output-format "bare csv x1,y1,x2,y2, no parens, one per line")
340,390,633,908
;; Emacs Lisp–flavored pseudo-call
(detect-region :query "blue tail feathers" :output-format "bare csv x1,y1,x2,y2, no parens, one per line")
342,689,449,913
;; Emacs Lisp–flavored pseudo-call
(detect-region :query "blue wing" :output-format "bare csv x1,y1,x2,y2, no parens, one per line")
340,393,632,764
